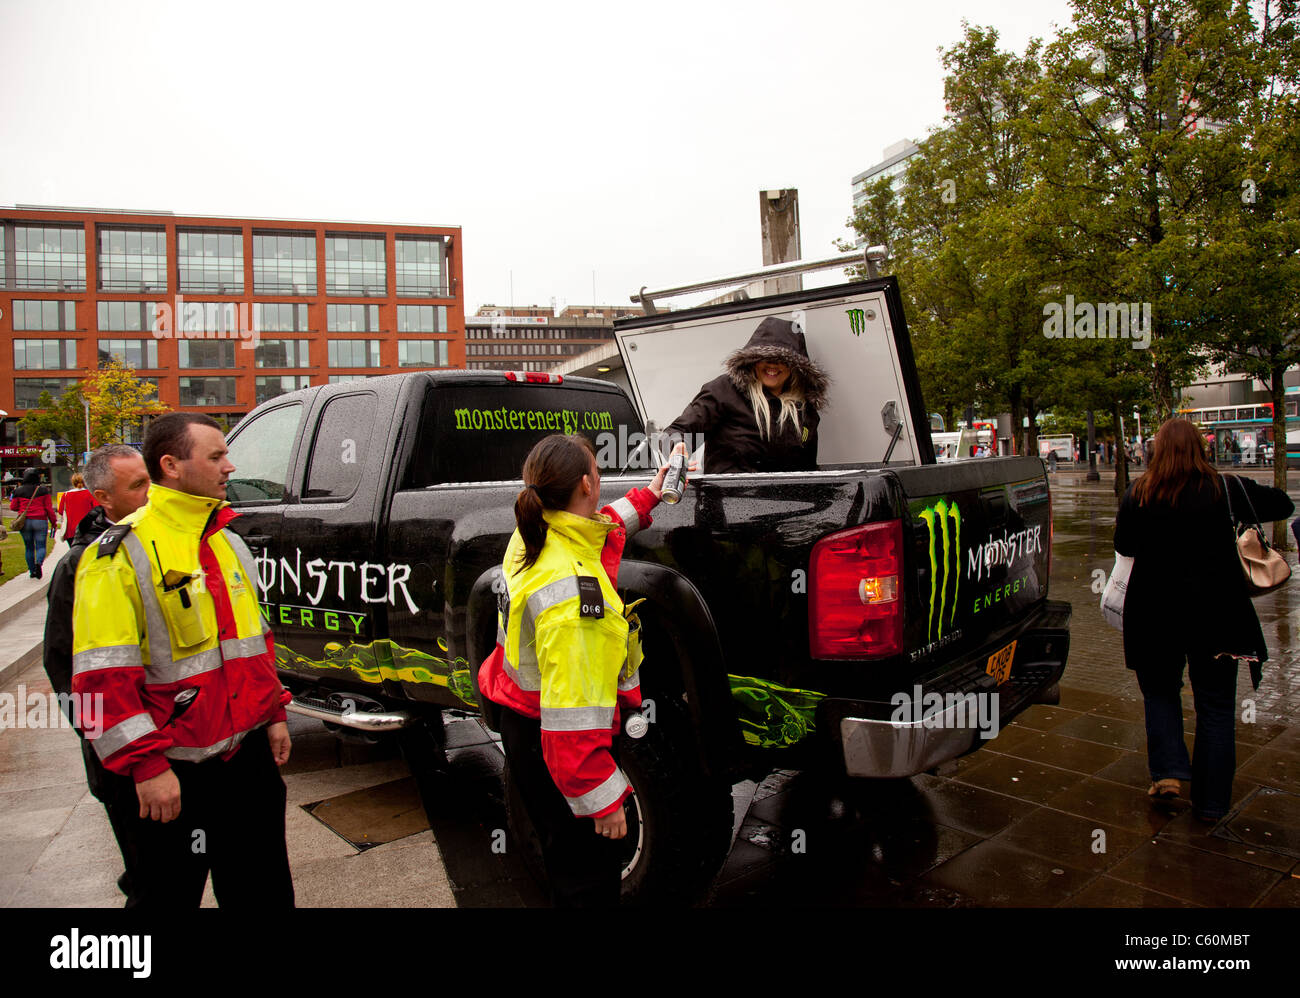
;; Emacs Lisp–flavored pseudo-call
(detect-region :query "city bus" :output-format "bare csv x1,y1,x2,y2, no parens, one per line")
1176,394,1300,467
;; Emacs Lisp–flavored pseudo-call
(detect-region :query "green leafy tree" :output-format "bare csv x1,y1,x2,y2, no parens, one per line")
83,358,169,445
17,384,87,470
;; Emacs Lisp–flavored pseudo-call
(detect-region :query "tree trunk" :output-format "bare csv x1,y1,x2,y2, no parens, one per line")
1272,366,1290,551
1113,400,1130,498
1008,388,1022,458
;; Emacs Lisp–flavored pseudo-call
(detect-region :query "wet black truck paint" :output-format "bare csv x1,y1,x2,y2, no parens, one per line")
224,366,1071,786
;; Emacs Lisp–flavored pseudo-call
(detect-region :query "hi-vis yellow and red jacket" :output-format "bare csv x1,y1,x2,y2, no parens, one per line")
71,484,289,783
479,487,657,818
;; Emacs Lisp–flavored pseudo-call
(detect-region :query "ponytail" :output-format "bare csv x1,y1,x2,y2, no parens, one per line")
513,434,597,572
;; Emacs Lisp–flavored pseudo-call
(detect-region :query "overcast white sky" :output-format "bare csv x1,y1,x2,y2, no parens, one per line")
0,0,1075,314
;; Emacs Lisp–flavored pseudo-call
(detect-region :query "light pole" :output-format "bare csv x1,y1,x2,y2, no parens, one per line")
82,397,91,465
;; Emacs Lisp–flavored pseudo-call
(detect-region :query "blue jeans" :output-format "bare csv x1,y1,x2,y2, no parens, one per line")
21,521,48,575
1136,652,1239,819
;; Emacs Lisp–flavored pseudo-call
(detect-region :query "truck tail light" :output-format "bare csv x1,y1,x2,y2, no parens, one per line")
809,519,904,659
504,371,564,384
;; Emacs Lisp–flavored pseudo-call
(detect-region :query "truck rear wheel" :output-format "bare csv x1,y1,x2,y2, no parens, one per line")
505,697,733,906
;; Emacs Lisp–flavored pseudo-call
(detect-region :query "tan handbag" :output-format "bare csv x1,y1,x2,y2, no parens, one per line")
1225,475,1292,596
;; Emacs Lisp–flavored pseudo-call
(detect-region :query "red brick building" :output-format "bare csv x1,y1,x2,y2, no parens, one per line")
0,206,463,454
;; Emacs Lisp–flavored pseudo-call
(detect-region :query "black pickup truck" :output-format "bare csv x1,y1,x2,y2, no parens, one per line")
222,277,1071,903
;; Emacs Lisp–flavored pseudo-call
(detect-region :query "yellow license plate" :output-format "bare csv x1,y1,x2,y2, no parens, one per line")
985,640,1017,685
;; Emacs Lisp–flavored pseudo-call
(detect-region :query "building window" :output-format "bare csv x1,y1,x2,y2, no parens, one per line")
325,234,386,295
98,228,167,291
15,377,78,408
396,304,447,332
13,300,75,331
327,304,380,332
14,226,86,290
178,376,238,406
252,231,317,294
13,339,77,370
177,229,244,294
255,375,312,404
327,340,381,368
395,236,446,296
254,339,311,368
397,340,449,368
178,341,238,369
97,301,159,332
253,303,310,332
98,338,159,369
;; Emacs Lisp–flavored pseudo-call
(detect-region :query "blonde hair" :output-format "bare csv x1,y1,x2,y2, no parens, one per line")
71,473,85,489
746,368,805,440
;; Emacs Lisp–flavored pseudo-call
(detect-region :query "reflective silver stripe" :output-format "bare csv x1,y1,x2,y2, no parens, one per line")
540,704,614,732
121,533,174,675
503,650,541,691
220,633,268,661
93,712,157,761
565,767,629,817
521,576,580,663
72,644,143,676
618,668,640,692
164,647,223,683
525,577,581,627
608,496,640,535
165,723,255,762
222,529,260,599
496,626,506,646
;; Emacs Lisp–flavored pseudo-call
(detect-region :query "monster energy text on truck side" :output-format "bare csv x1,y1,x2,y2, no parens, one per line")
221,276,1071,904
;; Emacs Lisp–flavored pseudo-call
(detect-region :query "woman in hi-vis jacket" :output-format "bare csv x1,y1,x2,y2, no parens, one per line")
478,433,681,906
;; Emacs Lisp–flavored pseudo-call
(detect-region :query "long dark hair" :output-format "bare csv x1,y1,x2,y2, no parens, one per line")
513,434,597,572
1133,418,1221,507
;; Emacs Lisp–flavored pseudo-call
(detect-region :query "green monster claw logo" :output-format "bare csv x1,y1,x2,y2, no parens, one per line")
277,636,478,708
728,674,825,748
917,498,961,641
846,308,866,336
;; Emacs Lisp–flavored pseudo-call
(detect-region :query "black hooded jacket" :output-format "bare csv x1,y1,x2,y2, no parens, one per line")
665,317,831,474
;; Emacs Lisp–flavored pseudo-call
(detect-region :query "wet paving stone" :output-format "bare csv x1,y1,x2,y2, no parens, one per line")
1061,876,1199,908
953,753,1089,806
1214,785,1300,861
1046,776,1187,835
1107,839,1284,907
1053,713,1149,751
1158,809,1295,873
1254,874,1300,908
990,806,1150,872
1012,704,1084,733
909,774,1037,837
991,730,1128,775
1235,746,1300,794
921,839,1094,907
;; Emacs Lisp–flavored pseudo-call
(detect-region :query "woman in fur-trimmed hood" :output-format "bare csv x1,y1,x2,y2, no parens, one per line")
665,316,830,474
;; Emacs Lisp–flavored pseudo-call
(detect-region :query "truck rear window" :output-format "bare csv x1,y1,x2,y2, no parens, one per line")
404,384,643,486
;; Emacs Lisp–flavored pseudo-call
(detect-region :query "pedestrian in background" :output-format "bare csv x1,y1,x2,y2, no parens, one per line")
9,468,54,578
1114,419,1294,821
56,471,96,543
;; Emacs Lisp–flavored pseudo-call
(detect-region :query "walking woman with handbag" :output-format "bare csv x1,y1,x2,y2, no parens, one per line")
1114,420,1294,821
9,468,55,579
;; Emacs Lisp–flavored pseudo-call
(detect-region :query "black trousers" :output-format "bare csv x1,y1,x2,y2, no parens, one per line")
81,740,144,904
498,706,624,908
124,727,295,909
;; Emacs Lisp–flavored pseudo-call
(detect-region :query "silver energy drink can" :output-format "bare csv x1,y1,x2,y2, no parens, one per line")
660,452,686,504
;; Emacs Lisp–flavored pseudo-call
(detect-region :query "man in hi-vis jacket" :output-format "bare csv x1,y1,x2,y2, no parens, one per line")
72,413,294,908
